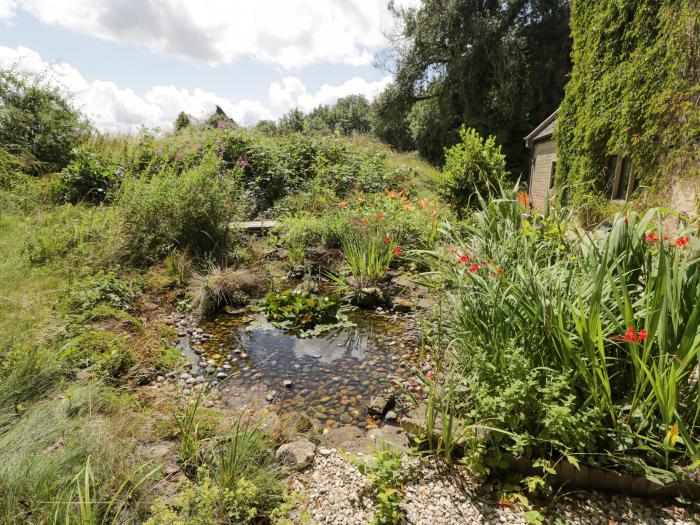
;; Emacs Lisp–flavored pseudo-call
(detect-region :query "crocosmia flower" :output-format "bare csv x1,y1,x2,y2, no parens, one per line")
673,236,689,248
645,231,659,243
393,246,402,255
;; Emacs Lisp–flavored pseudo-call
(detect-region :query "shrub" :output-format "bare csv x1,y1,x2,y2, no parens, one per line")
52,146,123,204
64,271,134,314
116,158,240,265
189,267,265,319
424,186,700,484
439,126,507,217
0,69,89,173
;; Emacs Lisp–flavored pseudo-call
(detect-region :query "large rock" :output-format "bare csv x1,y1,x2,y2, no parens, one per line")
368,425,410,452
275,439,316,471
319,425,366,449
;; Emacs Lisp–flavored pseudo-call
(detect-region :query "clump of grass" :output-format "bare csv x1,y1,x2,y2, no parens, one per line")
189,266,266,319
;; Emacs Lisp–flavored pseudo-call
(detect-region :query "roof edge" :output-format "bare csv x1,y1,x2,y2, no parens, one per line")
524,108,559,147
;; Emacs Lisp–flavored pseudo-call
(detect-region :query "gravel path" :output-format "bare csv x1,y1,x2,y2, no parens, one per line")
290,450,699,525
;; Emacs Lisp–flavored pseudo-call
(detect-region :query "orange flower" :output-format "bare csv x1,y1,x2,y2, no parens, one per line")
403,203,414,212
337,200,348,208
377,213,385,220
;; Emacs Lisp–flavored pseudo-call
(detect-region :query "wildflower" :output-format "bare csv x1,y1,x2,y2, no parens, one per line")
468,263,479,273
337,200,348,208
673,236,689,248
235,156,249,167
458,254,470,264
393,246,402,255
637,329,647,342
426,370,435,380
492,266,504,277
403,203,414,212
623,326,636,343
217,121,227,130
644,230,659,243
385,190,398,198
356,197,366,204
363,219,369,226
384,237,392,245
175,152,184,160
194,143,201,150
377,213,385,220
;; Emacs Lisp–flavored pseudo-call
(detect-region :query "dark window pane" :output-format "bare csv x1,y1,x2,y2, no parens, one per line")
550,162,556,189
615,157,633,200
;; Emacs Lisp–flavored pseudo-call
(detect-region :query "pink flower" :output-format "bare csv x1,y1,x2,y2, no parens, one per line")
217,121,227,129
235,156,249,167
194,143,201,150
175,152,184,160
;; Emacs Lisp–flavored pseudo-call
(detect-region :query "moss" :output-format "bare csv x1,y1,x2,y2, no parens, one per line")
59,329,136,380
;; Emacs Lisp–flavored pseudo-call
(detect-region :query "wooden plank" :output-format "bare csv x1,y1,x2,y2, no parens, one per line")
233,220,279,230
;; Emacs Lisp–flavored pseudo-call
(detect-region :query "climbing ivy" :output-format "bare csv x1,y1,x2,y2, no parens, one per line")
557,0,700,209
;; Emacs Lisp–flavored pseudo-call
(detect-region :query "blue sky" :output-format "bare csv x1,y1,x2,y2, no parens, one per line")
0,0,415,132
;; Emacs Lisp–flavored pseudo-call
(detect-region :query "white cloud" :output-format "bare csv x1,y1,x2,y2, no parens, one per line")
0,45,273,132
0,45,392,133
0,0,16,22
269,75,392,113
4,0,420,69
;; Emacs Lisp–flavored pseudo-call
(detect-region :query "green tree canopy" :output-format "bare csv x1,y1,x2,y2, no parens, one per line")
381,0,571,171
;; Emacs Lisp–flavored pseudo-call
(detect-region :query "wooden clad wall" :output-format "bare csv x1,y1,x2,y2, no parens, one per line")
529,139,557,211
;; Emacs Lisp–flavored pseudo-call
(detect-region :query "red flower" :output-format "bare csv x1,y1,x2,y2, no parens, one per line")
377,213,384,220
468,263,479,273
623,326,636,343
458,254,470,264
637,329,648,342
645,231,659,243
673,236,689,248
384,236,392,245
614,326,647,343
363,219,369,226
492,266,504,277
393,246,402,255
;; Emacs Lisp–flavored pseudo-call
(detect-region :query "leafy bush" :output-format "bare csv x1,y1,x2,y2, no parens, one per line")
439,126,507,217
59,329,136,380
52,146,123,203
116,158,240,265
0,69,89,173
64,271,134,314
425,185,700,484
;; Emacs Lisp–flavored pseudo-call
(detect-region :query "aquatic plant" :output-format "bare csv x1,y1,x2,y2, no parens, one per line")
256,289,352,337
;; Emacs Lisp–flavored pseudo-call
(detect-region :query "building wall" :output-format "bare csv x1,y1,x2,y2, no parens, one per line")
529,138,557,211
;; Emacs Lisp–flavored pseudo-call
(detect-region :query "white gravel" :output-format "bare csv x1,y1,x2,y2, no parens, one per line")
290,451,700,525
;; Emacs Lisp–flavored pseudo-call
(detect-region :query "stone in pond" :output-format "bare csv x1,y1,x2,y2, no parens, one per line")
266,391,277,402
384,410,398,422
368,392,395,418
283,379,293,388
276,439,316,471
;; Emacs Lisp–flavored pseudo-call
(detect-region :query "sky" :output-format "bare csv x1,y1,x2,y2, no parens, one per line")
0,0,417,133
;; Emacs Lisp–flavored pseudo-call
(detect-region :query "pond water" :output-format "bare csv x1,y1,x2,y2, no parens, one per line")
196,309,421,429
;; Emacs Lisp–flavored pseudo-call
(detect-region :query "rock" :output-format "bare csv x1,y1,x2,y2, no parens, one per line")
156,375,165,382
283,379,294,388
276,439,316,471
319,425,366,449
392,296,414,312
369,425,410,452
384,410,398,422
318,447,334,456
357,287,386,308
179,372,191,381
367,392,395,418
266,391,277,402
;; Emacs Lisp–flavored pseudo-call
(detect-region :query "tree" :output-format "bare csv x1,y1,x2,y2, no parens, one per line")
253,119,278,135
174,111,192,131
277,108,306,134
370,82,414,151
331,95,371,136
0,69,90,173
384,0,571,173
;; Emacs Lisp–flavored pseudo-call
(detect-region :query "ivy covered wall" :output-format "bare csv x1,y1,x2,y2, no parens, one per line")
557,0,700,209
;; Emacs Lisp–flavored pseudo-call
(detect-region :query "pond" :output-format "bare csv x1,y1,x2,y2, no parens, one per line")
194,308,422,429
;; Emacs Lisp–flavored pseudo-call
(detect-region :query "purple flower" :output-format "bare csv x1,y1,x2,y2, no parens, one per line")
217,121,227,130
194,143,201,150
235,156,249,168
176,152,184,160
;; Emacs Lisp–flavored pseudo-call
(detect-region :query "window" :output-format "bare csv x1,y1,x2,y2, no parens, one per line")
549,161,556,189
609,155,636,201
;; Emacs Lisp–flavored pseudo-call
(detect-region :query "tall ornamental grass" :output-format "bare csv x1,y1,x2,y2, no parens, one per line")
427,186,700,480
